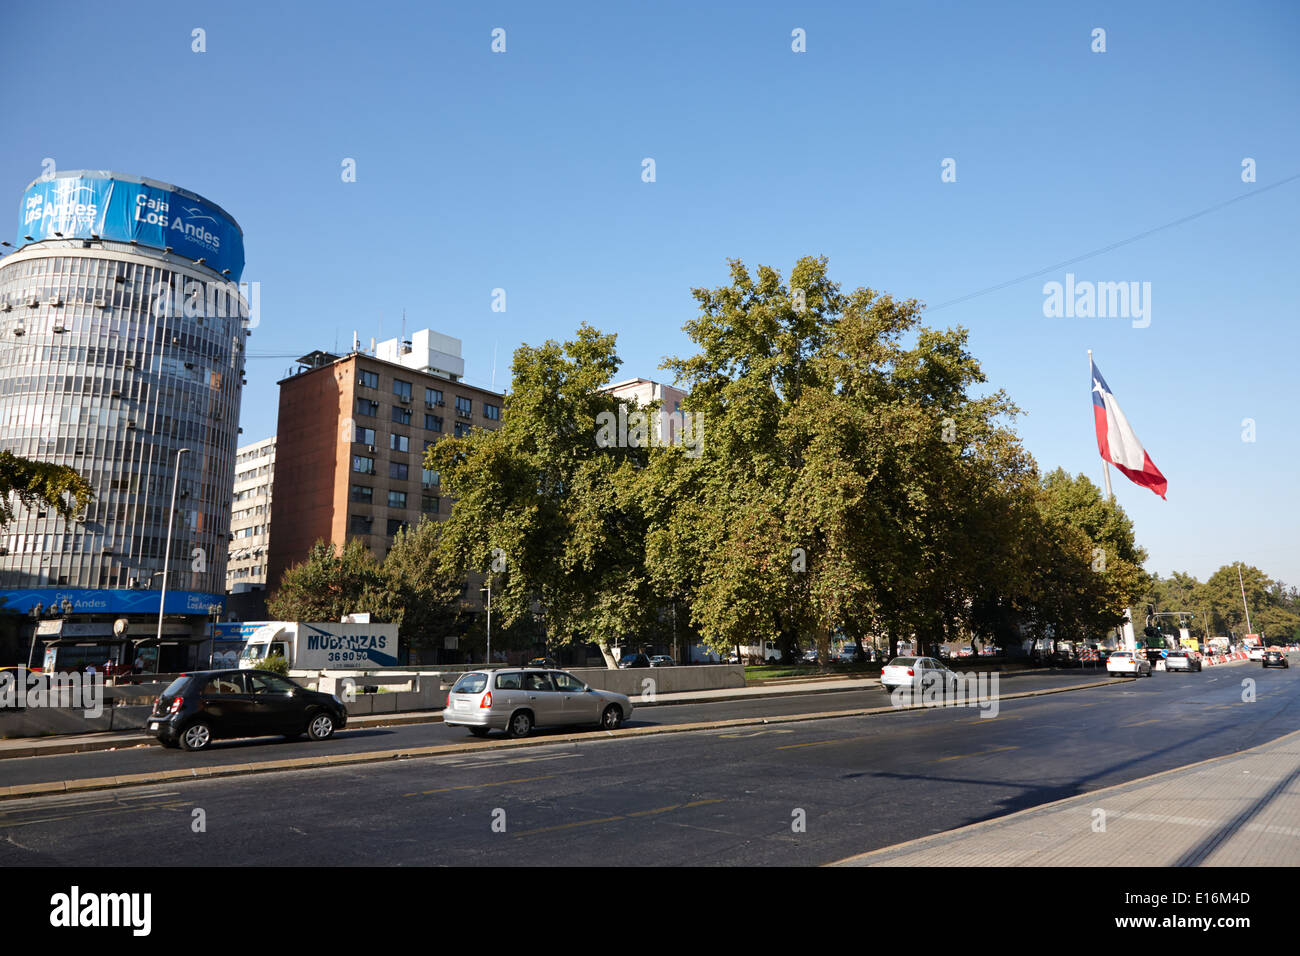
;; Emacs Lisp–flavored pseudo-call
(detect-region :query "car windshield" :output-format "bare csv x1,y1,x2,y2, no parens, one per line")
887,658,917,667
452,673,488,694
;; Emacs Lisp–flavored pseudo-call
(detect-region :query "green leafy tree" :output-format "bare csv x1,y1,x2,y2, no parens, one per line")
428,325,660,667
267,539,392,622
0,451,93,527
1023,470,1150,648
381,518,470,653
646,256,1038,661
1197,564,1300,642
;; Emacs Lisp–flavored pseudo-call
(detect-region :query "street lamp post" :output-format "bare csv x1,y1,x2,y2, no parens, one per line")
481,580,492,666
207,603,221,668
155,447,191,673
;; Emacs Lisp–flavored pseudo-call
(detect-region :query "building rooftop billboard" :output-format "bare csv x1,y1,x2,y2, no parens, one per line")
16,170,245,280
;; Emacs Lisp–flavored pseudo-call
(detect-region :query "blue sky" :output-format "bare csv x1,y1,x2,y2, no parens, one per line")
3,0,1297,586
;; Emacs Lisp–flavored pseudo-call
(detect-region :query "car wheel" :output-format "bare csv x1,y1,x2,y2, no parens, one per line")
601,705,623,730
468,726,491,738
179,721,212,752
506,710,533,738
306,711,335,741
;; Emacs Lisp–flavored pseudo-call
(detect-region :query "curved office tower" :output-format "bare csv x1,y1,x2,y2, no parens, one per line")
0,170,247,632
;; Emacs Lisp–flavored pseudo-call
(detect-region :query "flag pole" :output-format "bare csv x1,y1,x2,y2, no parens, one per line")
1091,350,1130,649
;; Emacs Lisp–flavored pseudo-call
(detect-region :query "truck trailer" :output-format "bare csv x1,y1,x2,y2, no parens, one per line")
237,621,401,670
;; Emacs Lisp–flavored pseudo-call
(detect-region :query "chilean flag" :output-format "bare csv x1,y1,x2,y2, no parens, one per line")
1091,357,1167,499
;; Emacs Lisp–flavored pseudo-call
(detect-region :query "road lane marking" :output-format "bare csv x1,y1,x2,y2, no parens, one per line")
936,745,1019,762
776,738,852,750
719,729,795,738
1121,718,1164,728
404,774,556,797
514,799,725,836
0,799,191,829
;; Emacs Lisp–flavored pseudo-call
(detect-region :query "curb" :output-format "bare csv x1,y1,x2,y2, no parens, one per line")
0,675,1125,801
827,723,1300,866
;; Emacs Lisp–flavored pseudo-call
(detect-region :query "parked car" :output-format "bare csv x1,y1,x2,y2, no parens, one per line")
147,669,347,752
1164,650,1202,672
1106,651,1152,678
649,655,675,667
617,653,652,669
1247,646,1266,661
1262,650,1290,669
442,668,633,737
879,656,958,695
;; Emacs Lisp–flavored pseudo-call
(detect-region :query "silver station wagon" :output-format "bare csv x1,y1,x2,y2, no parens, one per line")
443,668,634,738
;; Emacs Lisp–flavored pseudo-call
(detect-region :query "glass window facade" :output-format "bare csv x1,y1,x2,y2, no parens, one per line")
0,245,246,593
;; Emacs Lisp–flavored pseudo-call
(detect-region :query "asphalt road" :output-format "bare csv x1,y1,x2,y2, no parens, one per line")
1,669,1108,787
1,660,1296,866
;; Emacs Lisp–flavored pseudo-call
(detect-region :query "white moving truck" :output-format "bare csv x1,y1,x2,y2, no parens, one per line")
237,621,401,670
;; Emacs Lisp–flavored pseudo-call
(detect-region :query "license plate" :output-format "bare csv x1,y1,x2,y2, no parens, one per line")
149,721,160,729
454,699,467,711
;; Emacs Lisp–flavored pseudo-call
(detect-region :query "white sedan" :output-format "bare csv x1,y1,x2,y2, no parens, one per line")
1106,651,1152,677
1247,647,1266,661
880,656,958,695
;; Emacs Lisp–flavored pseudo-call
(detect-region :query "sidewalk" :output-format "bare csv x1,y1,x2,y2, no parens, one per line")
833,726,1300,867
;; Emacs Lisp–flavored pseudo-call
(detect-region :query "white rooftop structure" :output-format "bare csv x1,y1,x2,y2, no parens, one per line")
374,329,465,381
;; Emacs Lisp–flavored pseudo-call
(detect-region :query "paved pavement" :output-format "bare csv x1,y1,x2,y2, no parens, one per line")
3,660,1293,865
835,725,1300,866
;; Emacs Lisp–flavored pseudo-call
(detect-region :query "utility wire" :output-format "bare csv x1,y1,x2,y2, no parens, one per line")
928,172,1300,312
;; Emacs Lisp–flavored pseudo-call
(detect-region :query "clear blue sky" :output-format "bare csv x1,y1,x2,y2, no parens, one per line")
4,0,1297,587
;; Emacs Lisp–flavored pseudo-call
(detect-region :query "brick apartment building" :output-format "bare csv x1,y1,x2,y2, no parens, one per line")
266,330,502,595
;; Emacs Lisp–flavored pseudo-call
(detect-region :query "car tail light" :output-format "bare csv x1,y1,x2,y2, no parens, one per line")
446,692,452,708
480,691,492,709
168,697,183,714
906,668,914,676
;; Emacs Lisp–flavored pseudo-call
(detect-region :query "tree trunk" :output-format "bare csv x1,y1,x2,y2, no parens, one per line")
597,642,619,669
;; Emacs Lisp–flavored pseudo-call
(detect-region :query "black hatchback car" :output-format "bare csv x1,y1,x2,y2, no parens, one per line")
148,669,348,751
1263,650,1290,669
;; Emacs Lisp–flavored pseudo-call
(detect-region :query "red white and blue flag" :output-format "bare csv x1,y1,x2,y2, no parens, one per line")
1091,357,1167,499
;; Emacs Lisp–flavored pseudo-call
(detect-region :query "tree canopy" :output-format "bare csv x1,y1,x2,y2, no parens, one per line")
0,452,93,527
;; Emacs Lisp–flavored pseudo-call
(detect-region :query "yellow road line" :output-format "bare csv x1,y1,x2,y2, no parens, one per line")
402,774,555,797
776,738,851,751
515,799,725,836
936,745,1019,762
0,799,191,829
